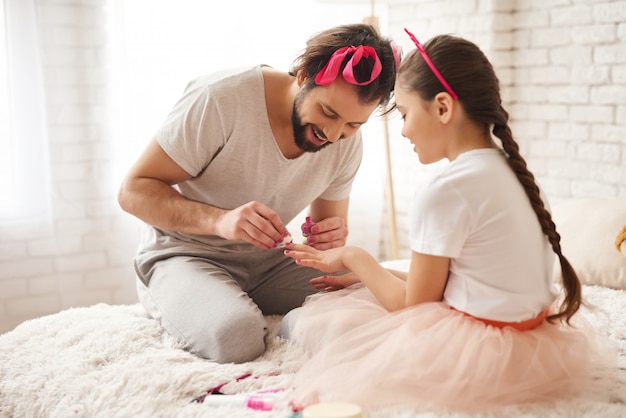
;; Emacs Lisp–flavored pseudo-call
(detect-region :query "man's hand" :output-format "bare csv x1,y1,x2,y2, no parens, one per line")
302,216,348,250
215,201,290,250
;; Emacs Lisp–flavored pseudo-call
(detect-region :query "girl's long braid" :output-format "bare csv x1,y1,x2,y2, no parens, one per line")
399,34,583,324
493,106,581,324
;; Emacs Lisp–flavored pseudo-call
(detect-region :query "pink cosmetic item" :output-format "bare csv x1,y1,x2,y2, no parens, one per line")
201,389,289,411
301,217,315,237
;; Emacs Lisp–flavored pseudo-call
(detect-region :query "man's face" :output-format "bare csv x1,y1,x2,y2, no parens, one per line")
291,76,379,153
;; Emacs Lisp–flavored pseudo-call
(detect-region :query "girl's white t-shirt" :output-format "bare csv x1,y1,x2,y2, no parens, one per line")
409,149,557,322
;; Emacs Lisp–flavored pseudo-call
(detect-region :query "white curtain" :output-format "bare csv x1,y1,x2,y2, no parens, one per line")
0,0,51,231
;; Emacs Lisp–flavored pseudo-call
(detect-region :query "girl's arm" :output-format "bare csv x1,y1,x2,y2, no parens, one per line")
284,244,450,311
405,251,450,307
386,269,408,281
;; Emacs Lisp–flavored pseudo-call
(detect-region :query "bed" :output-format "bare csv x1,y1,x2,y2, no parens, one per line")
1,198,625,418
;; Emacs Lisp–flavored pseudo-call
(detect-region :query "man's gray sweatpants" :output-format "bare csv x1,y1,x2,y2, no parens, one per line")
136,246,320,364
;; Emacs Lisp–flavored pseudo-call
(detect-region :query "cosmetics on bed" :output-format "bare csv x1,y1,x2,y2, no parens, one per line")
201,389,290,411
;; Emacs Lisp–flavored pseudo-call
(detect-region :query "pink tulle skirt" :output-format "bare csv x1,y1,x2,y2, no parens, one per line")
288,285,616,412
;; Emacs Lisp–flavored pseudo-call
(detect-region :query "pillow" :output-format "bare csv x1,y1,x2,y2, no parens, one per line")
551,198,626,290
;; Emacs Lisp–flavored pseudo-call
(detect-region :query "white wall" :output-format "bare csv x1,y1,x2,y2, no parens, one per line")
0,0,137,334
0,0,386,333
380,0,626,260
109,0,389,256
1,0,624,333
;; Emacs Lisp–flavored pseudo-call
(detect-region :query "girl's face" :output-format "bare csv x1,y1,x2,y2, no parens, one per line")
394,84,447,164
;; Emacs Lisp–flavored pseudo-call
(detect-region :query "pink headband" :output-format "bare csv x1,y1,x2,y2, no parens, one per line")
403,28,458,100
315,45,382,86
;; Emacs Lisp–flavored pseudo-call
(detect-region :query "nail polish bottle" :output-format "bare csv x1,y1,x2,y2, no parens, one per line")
301,217,315,237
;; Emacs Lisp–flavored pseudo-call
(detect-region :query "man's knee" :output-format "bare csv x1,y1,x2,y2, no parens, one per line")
193,311,268,364
279,307,302,340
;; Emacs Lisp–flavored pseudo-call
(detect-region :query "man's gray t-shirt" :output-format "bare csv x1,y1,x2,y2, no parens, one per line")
135,66,363,283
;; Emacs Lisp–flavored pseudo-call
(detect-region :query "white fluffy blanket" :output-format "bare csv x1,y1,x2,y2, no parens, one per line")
1,285,625,418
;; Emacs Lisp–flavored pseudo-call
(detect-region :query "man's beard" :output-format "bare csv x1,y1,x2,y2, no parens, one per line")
292,92,331,153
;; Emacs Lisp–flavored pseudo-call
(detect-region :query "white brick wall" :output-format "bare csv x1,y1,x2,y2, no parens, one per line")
381,0,626,260
1,0,624,332
0,0,379,333
0,0,139,333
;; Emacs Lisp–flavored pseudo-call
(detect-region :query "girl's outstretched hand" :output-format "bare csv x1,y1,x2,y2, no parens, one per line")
310,271,361,292
283,242,349,274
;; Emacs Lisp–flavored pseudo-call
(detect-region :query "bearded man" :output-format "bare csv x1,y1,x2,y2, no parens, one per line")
117,23,399,363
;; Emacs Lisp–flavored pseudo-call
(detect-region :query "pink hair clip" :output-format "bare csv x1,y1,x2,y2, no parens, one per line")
403,28,458,100
315,45,382,86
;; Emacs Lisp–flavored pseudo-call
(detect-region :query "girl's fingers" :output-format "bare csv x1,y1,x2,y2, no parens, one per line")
295,259,321,269
284,250,319,265
284,242,318,254
311,275,336,288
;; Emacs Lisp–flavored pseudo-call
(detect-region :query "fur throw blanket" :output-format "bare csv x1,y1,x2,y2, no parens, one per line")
1,285,625,418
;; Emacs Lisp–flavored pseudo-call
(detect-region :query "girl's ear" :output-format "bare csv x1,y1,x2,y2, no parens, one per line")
434,92,454,124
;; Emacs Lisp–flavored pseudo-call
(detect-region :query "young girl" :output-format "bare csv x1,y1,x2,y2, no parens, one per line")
281,29,615,412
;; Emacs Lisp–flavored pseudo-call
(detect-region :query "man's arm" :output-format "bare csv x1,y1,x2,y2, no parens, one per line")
117,138,289,249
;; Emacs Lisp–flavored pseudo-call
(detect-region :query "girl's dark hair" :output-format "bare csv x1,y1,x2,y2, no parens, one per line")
397,34,581,324
289,23,397,107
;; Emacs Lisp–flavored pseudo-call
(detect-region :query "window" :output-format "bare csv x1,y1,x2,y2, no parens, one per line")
0,0,51,228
